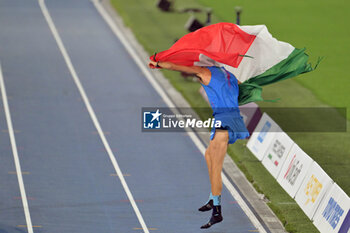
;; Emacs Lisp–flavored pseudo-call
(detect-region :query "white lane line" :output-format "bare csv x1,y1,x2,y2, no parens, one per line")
0,63,34,233
92,1,267,233
37,1,150,233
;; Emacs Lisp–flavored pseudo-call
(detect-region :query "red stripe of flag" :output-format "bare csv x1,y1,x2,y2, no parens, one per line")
151,23,256,68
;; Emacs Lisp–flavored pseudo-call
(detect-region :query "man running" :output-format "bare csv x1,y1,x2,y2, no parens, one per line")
148,22,317,229
148,60,249,228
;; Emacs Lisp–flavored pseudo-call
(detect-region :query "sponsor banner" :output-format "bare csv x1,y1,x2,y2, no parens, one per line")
261,132,294,178
277,144,313,198
247,113,281,161
295,162,333,219
313,183,350,233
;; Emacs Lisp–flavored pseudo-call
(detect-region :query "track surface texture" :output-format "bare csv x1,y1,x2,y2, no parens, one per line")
0,0,258,232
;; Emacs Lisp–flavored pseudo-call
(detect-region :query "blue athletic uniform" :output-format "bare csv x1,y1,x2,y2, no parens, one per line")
201,66,249,144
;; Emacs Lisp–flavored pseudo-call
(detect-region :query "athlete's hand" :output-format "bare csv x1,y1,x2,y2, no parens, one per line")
148,61,158,69
148,61,173,70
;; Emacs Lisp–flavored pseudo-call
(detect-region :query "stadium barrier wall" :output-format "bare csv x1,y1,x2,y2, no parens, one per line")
247,112,350,233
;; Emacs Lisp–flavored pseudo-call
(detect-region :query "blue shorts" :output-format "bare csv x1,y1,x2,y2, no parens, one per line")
210,111,250,144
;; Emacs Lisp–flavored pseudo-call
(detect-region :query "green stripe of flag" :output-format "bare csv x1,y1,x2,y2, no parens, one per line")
238,48,319,105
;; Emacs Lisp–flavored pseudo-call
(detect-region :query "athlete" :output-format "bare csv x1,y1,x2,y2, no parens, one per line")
148,60,249,229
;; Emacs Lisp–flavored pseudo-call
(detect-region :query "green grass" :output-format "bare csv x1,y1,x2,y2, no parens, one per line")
109,0,350,232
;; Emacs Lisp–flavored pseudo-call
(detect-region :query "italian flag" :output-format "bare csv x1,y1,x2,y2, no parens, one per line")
150,23,319,105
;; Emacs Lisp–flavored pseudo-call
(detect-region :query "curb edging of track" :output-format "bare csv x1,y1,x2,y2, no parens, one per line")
98,1,287,232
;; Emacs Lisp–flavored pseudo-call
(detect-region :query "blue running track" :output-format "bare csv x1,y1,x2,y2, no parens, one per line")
0,0,258,232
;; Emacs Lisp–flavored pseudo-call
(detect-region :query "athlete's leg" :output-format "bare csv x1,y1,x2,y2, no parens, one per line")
198,146,214,212
201,129,229,229
205,146,213,188
210,129,229,196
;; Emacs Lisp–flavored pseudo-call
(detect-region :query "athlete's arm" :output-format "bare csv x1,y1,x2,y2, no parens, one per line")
148,61,211,85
